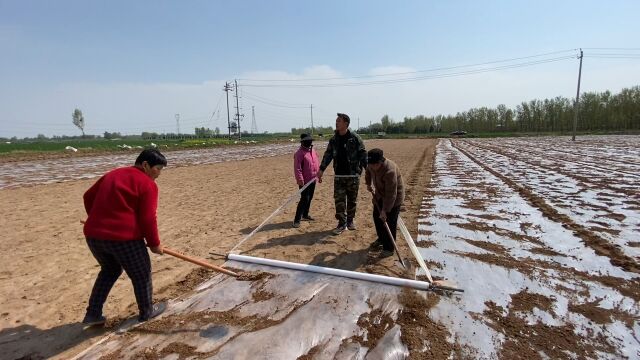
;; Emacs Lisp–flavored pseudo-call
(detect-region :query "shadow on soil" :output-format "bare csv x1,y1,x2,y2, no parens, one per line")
0,322,106,359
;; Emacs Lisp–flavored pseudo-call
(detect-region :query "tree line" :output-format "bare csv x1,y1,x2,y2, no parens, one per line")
358,86,639,134
3,86,638,142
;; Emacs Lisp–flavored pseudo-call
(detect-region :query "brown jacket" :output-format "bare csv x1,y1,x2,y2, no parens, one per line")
365,158,405,213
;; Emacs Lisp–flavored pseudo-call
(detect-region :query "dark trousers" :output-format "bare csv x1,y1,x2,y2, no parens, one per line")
373,200,401,252
294,182,316,222
86,238,153,319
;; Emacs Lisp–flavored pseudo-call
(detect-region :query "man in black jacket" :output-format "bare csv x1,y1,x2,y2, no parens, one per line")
317,113,367,235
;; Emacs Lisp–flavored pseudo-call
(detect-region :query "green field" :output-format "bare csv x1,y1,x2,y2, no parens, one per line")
3,131,633,156
0,137,276,154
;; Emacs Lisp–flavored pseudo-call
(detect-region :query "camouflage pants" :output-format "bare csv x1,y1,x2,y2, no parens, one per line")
334,177,360,224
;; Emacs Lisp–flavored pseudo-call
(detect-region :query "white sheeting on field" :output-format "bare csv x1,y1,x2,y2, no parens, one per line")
0,143,312,189
418,139,640,359
75,260,410,359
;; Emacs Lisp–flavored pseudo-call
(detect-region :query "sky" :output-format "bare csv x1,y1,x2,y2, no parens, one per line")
1,0,639,138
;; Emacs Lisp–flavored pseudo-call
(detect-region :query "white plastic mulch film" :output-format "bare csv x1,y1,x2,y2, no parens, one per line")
75,260,411,359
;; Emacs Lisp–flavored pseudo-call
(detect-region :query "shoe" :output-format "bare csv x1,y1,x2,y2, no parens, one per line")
370,239,383,248
380,250,394,258
292,221,301,228
139,301,167,322
346,220,356,230
301,215,315,221
82,314,106,326
332,223,346,235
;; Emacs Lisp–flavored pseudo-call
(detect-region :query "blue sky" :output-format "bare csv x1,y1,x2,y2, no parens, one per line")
1,0,639,137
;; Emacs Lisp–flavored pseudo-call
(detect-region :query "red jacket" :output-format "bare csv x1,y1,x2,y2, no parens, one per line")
83,166,161,247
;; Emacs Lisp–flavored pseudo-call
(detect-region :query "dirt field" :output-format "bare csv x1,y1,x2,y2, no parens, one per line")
0,138,435,359
3,136,637,359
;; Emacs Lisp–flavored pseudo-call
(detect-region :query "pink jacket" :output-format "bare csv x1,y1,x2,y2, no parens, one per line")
294,146,319,184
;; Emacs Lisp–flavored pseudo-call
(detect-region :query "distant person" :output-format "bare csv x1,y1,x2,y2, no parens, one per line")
292,133,320,228
317,113,367,235
81,149,168,326
365,148,405,257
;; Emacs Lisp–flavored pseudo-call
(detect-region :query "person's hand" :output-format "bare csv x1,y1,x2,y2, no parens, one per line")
297,179,304,187
379,212,387,222
317,170,323,183
150,245,163,255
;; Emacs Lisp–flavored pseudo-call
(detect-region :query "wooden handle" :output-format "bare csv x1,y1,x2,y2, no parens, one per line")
80,221,237,277
163,247,238,277
371,196,406,268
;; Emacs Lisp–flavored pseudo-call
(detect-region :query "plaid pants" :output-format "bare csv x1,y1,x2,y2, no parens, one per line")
85,238,153,319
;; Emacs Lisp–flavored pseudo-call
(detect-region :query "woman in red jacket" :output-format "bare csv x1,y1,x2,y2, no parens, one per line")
82,149,168,326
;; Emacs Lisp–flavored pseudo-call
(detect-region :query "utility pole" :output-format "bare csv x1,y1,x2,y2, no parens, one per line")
251,106,257,135
358,117,360,132
234,79,242,140
175,114,180,138
572,49,583,142
310,104,314,135
224,82,232,138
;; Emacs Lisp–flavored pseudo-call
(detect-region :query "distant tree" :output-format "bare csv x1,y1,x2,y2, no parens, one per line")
195,127,214,138
72,108,85,137
380,114,392,131
215,127,220,136
103,131,122,139
37,134,47,140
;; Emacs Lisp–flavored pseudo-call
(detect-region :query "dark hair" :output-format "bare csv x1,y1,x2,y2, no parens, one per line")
135,149,167,167
367,148,385,164
337,113,351,124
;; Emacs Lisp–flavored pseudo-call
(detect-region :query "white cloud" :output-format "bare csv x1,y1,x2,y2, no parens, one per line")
1,60,638,138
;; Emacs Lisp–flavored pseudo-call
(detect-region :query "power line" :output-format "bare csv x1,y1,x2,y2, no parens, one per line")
242,91,308,108
208,92,225,125
584,55,640,59
238,49,578,82
582,47,640,50
240,56,576,88
242,89,308,106
242,93,308,109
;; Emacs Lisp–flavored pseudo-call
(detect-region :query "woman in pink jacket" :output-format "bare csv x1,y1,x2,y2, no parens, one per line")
293,133,320,227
